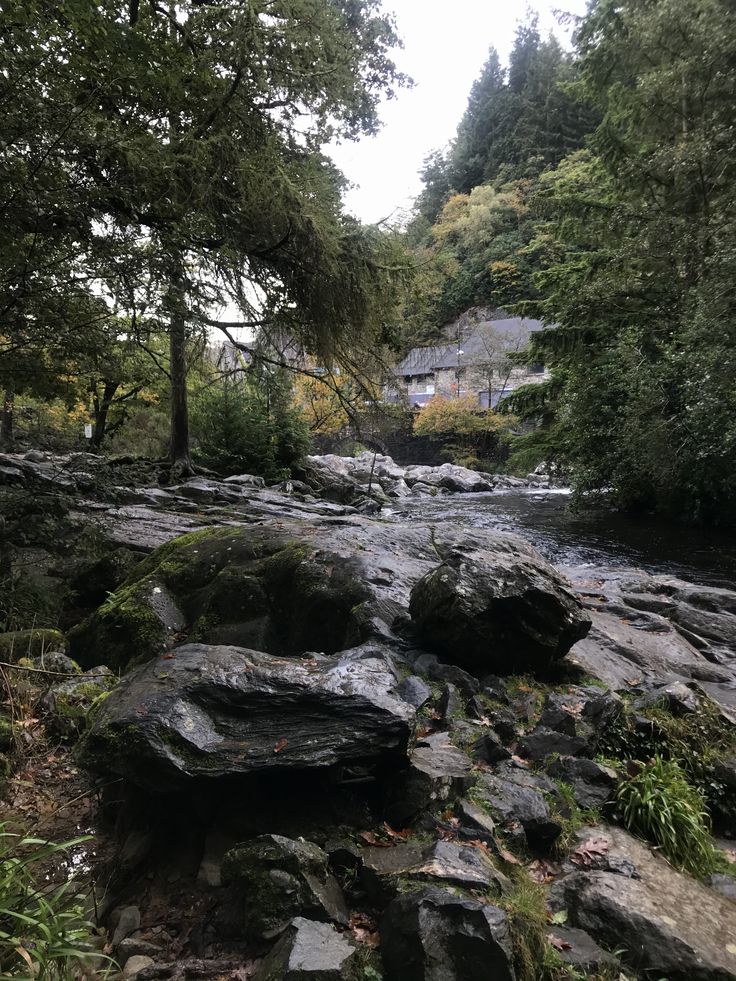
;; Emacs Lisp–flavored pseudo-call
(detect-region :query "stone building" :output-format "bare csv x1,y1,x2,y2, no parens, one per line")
391,316,549,408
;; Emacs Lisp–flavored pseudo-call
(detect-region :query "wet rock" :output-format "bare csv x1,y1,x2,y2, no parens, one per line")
438,683,464,720
221,835,348,939
709,873,736,903
44,665,117,738
396,675,432,709
111,905,141,948
549,825,736,980
386,731,472,825
548,926,621,974
480,674,510,705
633,680,700,715
409,534,590,673
117,938,163,965
31,652,80,676
474,762,562,849
223,473,266,489
253,917,358,981
517,726,591,764
123,956,155,979
411,654,481,698
359,840,508,904
546,757,618,811
80,644,413,791
472,731,511,764
380,887,516,981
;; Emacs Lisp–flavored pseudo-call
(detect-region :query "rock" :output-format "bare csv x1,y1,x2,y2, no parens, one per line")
116,938,163,964
474,762,562,849
456,799,497,839
517,727,591,764
253,917,359,981
549,825,736,980
472,731,511,764
386,732,472,825
633,680,701,715
380,887,516,981
359,840,509,904
411,654,480,698
547,926,620,974
79,644,413,790
44,665,117,738
546,757,618,810
396,675,432,709
438,683,464,720
480,675,510,705
221,835,348,939
223,473,266,488
31,652,81,676
122,956,154,979
409,533,590,673
709,873,736,903
111,905,141,948
0,628,67,662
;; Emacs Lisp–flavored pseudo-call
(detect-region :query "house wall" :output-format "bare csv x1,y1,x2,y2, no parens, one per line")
397,364,548,407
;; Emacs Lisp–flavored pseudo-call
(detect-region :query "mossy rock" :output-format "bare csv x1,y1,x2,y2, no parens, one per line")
0,628,67,663
69,526,371,672
45,667,118,739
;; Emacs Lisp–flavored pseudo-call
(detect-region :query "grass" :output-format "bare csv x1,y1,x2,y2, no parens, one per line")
548,781,602,857
615,756,720,877
0,823,114,979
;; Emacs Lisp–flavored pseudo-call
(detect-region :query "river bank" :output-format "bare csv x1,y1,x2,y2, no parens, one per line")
0,451,735,980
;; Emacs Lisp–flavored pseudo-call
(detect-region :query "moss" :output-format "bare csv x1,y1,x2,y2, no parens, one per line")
0,717,14,752
0,628,67,663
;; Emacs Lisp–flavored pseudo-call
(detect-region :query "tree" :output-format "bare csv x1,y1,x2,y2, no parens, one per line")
524,0,736,523
2,1,409,471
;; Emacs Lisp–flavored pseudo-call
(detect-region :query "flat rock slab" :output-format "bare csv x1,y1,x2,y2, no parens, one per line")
79,644,414,790
550,826,736,980
359,840,508,899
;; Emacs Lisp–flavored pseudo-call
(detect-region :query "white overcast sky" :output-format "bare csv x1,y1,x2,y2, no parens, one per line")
328,0,589,224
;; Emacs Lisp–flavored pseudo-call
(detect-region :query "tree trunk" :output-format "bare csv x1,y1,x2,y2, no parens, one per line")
1,387,14,446
92,380,119,448
168,268,192,476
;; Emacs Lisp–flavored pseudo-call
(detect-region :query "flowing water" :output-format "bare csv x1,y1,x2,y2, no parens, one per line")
384,489,736,588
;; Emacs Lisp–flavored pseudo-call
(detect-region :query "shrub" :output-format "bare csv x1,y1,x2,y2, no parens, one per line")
0,824,112,979
615,756,719,877
190,370,310,479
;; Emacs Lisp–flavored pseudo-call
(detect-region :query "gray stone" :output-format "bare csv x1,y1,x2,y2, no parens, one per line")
472,731,511,764
409,533,590,673
386,731,472,825
709,873,736,903
117,938,163,965
549,826,736,980
380,887,516,981
254,917,358,981
397,675,432,709
122,956,154,979
221,835,348,939
517,727,591,764
474,763,562,849
548,926,620,974
80,644,414,791
546,757,618,811
111,906,141,948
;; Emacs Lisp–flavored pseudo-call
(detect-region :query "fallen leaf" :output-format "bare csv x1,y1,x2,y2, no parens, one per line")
625,677,642,686
349,912,380,948
510,755,531,768
550,909,568,925
273,738,288,754
571,836,610,867
497,845,522,866
162,653,176,660
548,933,572,952
561,702,584,716
528,858,561,883
382,822,411,840
358,831,391,848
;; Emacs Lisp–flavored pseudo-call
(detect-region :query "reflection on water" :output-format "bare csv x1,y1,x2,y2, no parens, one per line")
385,490,736,589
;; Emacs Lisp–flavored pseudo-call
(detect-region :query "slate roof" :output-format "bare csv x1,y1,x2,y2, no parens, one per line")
395,318,546,376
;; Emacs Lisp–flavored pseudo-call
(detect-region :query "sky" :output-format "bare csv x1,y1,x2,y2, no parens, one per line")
328,0,589,225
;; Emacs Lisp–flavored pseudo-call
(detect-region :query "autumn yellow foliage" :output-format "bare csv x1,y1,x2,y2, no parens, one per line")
413,395,510,438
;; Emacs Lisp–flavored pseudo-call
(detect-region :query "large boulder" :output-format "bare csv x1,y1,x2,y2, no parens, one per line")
69,520,588,678
380,887,516,981
409,534,590,672
78,643,414,790
221,835,348,939
549,826,736,980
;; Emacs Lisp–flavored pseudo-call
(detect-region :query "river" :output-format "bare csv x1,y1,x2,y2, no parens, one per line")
384,488,736,589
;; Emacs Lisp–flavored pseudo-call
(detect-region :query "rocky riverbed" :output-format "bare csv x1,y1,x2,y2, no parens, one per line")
1,450,735,980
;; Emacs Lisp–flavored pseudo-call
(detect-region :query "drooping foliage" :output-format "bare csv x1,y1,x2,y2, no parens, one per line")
1,0,410,464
